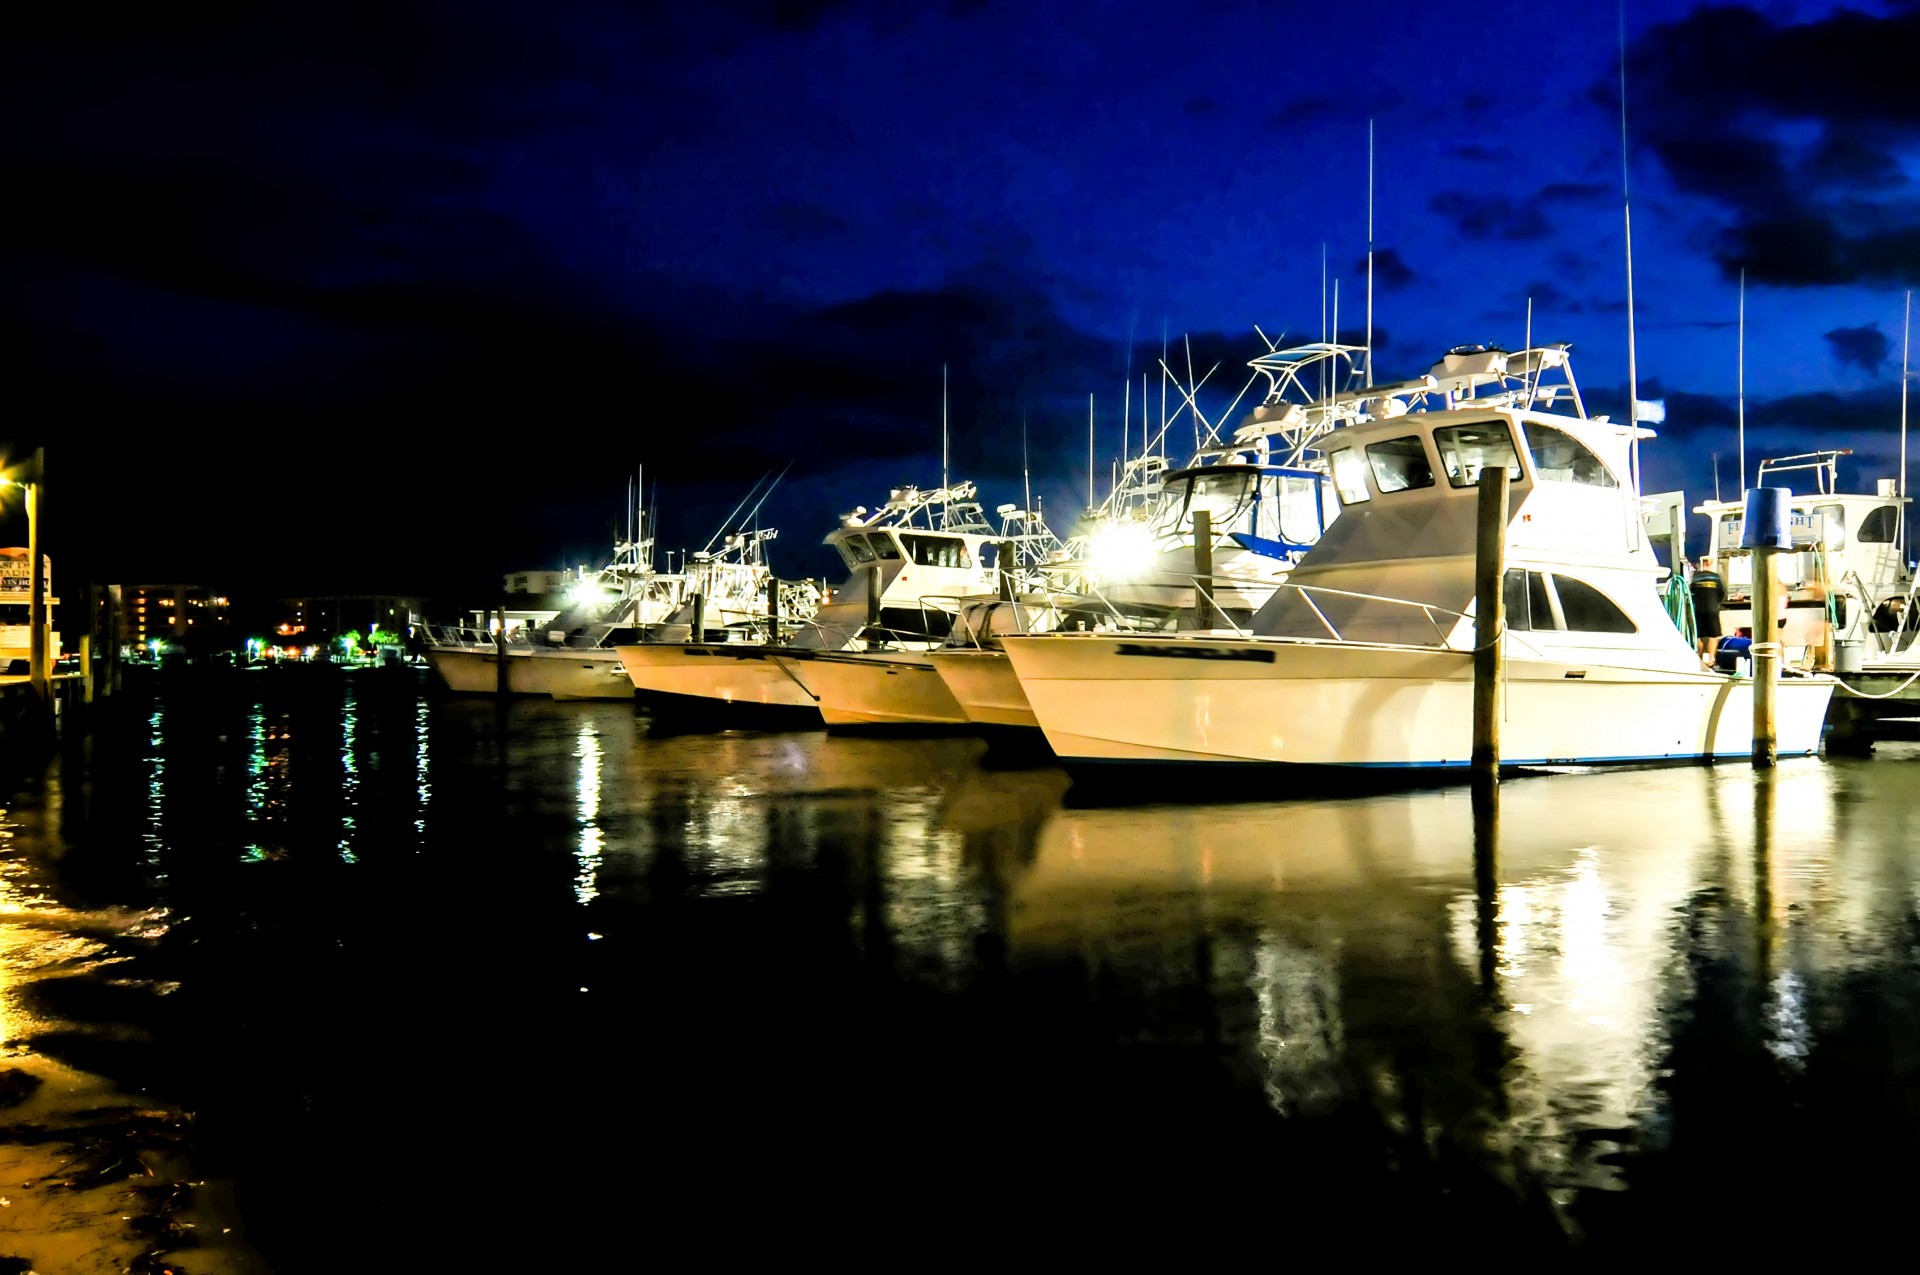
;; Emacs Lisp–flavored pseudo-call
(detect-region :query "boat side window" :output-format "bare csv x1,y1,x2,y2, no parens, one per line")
843,534,877,565
1502,569,1532,631
900,533,970,569
1859,504,1899,544
869,532,903,560
1329,448,1371,504
1433,421,1523,488
1817,503,1845,549
1366,436,1435,494
1549,575,1638,634
1524,422,1618,488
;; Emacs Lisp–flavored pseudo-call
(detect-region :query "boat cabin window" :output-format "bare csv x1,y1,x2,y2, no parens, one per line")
1524,422,1618,488
1860,504,1899,544
870,532,902,560
842,535,877,565
1329,448,1371,505
1366,436,1435,494
900,533,971,569
1179,468,1257,526
1433,421,1523,488
1817,503,1845,549
1500,570,1636,633
1502,569,1554,632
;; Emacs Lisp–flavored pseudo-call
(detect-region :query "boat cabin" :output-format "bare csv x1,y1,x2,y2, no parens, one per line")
1247,345,1675,658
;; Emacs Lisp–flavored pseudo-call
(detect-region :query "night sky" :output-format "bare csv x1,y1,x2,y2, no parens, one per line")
8,1,1920,602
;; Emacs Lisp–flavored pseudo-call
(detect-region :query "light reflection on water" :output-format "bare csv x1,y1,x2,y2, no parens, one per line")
15,680,1920,1258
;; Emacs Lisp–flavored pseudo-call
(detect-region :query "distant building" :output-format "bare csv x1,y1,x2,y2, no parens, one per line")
274,596,425,643
121,584,230,647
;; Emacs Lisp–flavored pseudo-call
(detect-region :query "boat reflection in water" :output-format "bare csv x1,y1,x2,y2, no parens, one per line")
30,682,1920,1261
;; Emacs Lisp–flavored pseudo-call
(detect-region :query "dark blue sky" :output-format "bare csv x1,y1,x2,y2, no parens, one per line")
7,0,1920,597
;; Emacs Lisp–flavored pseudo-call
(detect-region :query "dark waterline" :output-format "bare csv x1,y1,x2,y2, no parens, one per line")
9,667,1920,1265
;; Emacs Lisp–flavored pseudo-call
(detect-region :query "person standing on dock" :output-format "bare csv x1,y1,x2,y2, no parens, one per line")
1691,555,1724,665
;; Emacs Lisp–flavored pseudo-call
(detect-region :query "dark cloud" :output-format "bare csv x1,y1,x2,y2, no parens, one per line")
1825,322,1892,376
1183,95,1218,116
1461,93,1494,115
1428,190,1553,241
1354,247,1415,293
1447,144,1513,163
1269,96,1334,128
1538,182,1610,204
1623,4,1920,285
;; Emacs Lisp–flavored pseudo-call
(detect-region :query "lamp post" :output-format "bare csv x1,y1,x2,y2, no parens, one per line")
1,449,47,709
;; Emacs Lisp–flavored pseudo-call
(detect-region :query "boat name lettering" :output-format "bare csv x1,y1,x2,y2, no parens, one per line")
1113,642,1276,664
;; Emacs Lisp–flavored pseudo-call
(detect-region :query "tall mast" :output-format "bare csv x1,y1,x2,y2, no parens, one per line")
1738,269,1746,492
941,363,950,513
1366,118,1375,388
1619,0,1642,497
1087,393,1095,509
1903,290,1912,504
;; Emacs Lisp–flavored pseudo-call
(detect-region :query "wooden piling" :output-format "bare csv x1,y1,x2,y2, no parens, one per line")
1191,509,1214,630
866,562,882,650
494,600,509,696
765,576,780,644
26,448,47,712
690,592,706,645
998,540,1018,602
1752,546,1778,768
1471,466,1509,784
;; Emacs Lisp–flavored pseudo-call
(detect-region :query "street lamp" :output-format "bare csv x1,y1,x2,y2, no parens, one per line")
0,448,47,707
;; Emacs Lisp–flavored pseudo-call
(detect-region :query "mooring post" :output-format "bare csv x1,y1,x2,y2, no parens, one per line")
998,540,1018,603
690,592,706,645
1472,466,1509,785
106,583,123,695
765,576,780,644
866,562,882,650
1752,546,1778,767
26,448,48,715
1744,486,1786,769
1191,509,1214,630
494,599,509,697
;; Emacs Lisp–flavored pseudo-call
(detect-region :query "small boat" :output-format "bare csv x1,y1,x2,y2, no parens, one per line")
1000,343,1837,775
1693,450,1913,671
617,481,1000,726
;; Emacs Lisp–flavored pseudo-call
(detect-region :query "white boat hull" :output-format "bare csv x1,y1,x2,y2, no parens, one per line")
519,650,634,700
615,643,822,719
1001,634,1835,769
772,650,969,729
927,649,1036,730
427,647,633,699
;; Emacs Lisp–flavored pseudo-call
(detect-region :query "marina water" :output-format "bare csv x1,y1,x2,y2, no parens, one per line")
6,668,1920,1265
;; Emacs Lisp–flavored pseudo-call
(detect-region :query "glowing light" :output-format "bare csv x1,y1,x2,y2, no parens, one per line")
1087,521,1158,580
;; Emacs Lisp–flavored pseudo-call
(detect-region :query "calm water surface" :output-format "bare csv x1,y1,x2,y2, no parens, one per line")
7,668,1920,1265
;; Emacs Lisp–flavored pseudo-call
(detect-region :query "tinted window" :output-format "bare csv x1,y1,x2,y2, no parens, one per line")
900,533,970,568
843,534,877,564
1552,576,1638,633
1366,436,1435,493
869,533,902,560
1502,569,1531,632
1860,505,1899,544
1525,422,1618,488
1330,448,1371,504
1434,421,1523,488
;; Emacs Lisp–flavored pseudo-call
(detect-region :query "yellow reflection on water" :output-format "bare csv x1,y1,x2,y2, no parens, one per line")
574,721,603,906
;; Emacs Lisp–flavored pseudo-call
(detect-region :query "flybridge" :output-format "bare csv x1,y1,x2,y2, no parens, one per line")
1230,341,1610,468
836,481,994,534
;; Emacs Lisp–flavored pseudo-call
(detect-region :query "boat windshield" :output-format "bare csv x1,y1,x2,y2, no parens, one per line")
1433,421,1523,488
1165,467,1257,530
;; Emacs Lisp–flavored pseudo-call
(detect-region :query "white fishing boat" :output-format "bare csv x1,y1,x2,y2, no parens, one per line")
617,481,999,724
931,342,1357,736
1694,450,1913,672
1000,343,1837,773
